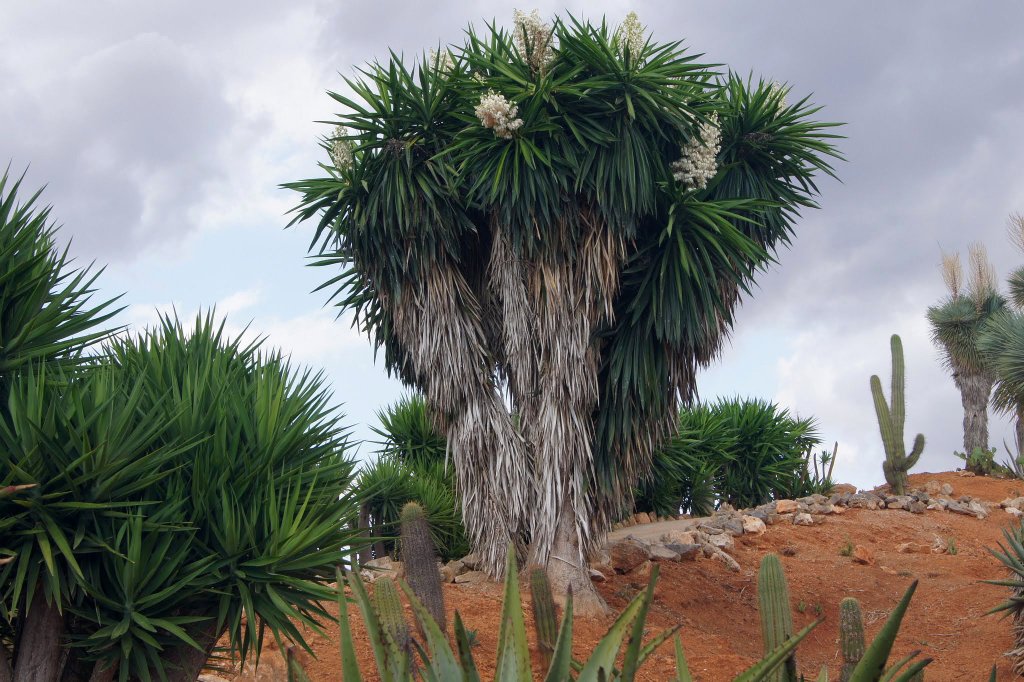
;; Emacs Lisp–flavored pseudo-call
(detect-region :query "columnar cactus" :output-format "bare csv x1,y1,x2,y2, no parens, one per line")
839,597,865,682
399,501,446,633
871,334,925,495
373,578,412,678
528,567,559,670
758,554,798,682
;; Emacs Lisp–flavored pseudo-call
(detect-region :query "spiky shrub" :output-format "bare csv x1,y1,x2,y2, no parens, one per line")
985,518,1024,676
400,501,447,633
357,395,469,562
839,597,866,682
637,398,824,516
287,9,842,607
0,314,363,681
870,334,925,495
927,244,1004,466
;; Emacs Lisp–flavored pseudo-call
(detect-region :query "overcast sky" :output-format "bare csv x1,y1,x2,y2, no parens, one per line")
3,2,1023,488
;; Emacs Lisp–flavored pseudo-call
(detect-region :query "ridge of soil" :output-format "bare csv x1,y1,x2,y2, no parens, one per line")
239,472,1024,680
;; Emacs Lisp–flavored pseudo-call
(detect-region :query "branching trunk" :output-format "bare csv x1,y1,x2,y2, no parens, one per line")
954,369,994,467
13,587,64,682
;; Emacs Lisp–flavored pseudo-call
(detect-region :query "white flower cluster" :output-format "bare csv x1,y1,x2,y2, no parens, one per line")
329,124,354,171
513,9,554,72
671,113,721,191
475,91,524,139
430,48,454,75
615,11,645,59
768,80,788,111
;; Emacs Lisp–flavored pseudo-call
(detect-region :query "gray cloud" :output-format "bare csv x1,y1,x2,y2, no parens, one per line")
4,1,1024,481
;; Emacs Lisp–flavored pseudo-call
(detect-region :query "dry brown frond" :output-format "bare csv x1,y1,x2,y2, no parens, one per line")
1008,212,1024,255
967,241,997,303
940,250,963,299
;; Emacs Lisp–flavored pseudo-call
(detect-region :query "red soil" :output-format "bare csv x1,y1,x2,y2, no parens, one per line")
244,472,1024,680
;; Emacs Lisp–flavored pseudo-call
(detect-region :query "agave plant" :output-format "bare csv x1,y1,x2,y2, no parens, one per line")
288,10,842,609
985,518,1024,676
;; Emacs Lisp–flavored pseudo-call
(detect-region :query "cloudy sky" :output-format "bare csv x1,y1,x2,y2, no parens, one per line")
3,2,1023,488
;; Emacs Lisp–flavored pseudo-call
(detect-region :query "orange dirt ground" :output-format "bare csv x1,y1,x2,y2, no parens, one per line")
239,472,1024,680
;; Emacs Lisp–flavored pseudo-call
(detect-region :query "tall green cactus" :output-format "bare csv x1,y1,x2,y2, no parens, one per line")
399,501,446,633
758,554,798,682
528,567,558,671
839,597,865,682
372,578,412,679
870,334,925,495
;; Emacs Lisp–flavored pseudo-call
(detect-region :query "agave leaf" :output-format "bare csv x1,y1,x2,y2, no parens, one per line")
399,576,460,680
542,589,574,682
877,649,920,682
848,581,918,681
620,564,660,681
888,658,931,682
733,620,819,682
673,635,693,682
577,583,653,681
454,612,482,682
335,567,363,682
345,570,389,680
493,545,531,682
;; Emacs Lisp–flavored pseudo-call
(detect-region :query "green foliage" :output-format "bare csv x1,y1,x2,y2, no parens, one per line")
636,398,824,516
0,170,122,386
870,334,925,496
985,518,1024,675
954,446,1003,477
839,539,854,558
400,501,446,633
0,313,363,679
357,395,468,561
286,9,843,566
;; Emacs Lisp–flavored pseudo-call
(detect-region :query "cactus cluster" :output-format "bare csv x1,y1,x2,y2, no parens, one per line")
755,554,929,681
870,334,925,495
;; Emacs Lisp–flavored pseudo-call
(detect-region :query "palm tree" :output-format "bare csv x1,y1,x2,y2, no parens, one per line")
288,12,841,612
927,243,1004,469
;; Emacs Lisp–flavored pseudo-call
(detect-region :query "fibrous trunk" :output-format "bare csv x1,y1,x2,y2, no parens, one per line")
953,368,994,465
162,619,222,682
13,587,64,682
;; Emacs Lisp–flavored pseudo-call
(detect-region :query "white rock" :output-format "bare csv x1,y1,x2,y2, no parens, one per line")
742,515,767,535
793,512,814,526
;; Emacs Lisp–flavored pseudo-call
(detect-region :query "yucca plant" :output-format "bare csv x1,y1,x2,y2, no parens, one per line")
927,244,1004,468
287,10,842,609
0,314,364,681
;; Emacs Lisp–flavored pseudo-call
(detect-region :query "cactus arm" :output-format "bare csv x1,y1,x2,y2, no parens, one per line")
890,335,906,437
906,434,925,470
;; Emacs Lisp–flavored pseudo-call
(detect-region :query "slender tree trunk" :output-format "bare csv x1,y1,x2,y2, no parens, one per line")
542,491,607,617
357,504,372,567
956,370,994,469
13,586,64,682
1,646,13,682
1016,403,1024,456
162,621,222,682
